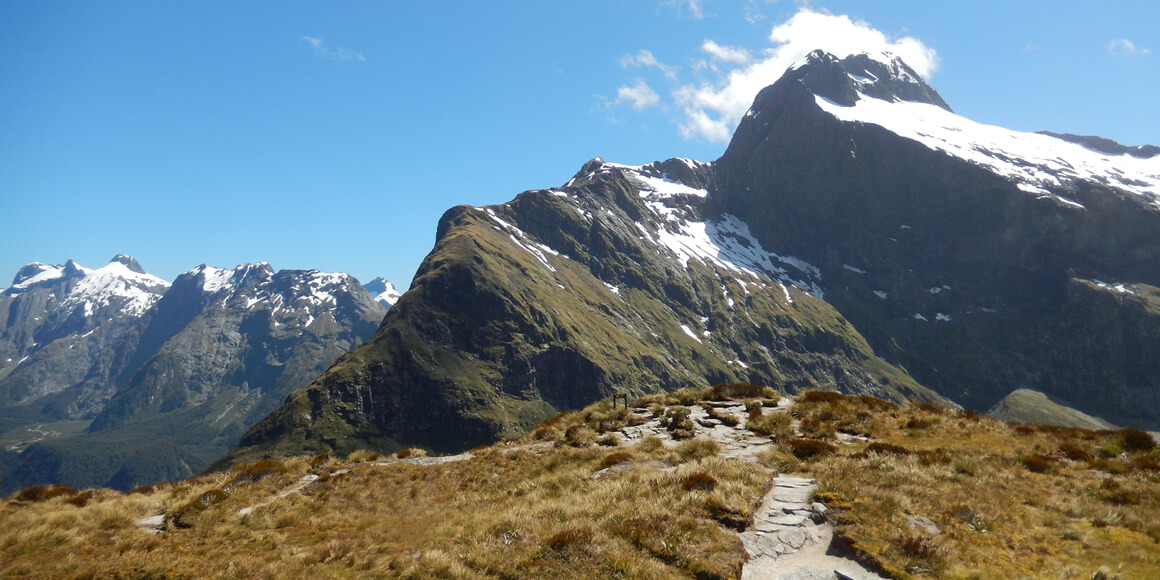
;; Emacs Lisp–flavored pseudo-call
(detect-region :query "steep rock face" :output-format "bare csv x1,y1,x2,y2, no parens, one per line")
0,260,386,493
712,51,1160,426
0,257,170,420
221,158,942,464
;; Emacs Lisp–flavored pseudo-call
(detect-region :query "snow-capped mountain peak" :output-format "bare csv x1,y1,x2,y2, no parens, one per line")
792,52,1160,203
777,50,950,113
58,256,170,317
10,263,68,290
187,263,275,297
362,276,402,307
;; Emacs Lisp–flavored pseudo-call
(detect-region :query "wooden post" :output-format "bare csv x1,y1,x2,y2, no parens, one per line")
613,393,627,411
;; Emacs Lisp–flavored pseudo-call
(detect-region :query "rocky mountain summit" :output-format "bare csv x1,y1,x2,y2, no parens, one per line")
0,257,388,493
224,49,1159,463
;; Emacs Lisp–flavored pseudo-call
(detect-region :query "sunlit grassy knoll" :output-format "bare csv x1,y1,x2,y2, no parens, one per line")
0,407,769,579
793,392,1160,579
3,387,1158,579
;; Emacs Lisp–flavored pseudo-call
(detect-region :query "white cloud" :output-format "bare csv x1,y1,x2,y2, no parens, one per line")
669,8,940,143
1107,38,1150,57
620,49,677,79
615,79,661,111
665,0,707,20
303,36,366,62
701,40,750,65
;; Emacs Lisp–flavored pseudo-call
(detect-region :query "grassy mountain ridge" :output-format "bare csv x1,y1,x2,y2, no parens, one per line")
219,163,945,467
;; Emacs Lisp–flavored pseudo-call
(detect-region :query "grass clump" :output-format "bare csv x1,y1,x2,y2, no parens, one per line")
228,458,288,486
599,450,635,469
1117,428,1156,453
1018,453,1054,473
705,404,741,427
709,383,777,402
681,472,718,491
395,447,427,459
661,406,696,439
787,438,838,460
746,410,793,439
675,438,721,462
670,387,711,406
10,484,79,504
168,488,228,529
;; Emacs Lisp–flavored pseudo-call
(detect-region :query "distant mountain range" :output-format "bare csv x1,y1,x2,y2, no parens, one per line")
0,256,394,493
221,49,1160,466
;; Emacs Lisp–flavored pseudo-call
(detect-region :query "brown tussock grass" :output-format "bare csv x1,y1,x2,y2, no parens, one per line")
797,395,1160,579
0,422,765,579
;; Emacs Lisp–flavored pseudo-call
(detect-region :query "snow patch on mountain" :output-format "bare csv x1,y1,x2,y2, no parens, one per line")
9,263,72,290
814,93,1160,204
606,163,824,298
196,266,234,294
59,260,169,317
363,277,402,307
479,207,565,274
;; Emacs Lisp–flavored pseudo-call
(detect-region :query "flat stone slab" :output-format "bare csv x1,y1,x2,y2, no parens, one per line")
776,567,839,580
773,491,814,504
767,500,803,513
778,528,808,549
765,514,809,526
739,531,783,559
775,477,816,487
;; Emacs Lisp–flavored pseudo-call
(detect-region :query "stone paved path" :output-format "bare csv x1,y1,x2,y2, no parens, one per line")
614,397,889,579
739,474,887,580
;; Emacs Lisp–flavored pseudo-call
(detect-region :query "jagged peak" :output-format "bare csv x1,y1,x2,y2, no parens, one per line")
564,157,712,193
760,49,951,114
63,260,87,277
185,262,274,295
109,254,146,274
363,276,402,307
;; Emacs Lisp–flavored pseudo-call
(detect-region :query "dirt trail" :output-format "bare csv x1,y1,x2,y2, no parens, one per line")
136,453,474,533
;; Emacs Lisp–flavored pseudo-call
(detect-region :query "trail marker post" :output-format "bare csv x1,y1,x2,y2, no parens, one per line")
612,393,627,411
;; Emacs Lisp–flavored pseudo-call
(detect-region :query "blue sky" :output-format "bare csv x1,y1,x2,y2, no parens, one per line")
2,1,1156,290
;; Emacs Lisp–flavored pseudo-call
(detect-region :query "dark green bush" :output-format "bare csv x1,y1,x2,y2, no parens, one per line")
1057,442,1093,462
710,383,770,401
11,484,78,503
788,438,837,460
599,451,635,469
229,458,288,486
1019,454,1054,474
864,442,912,456
681,472,718,491
799,390,848,404
1118,429,1156,453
